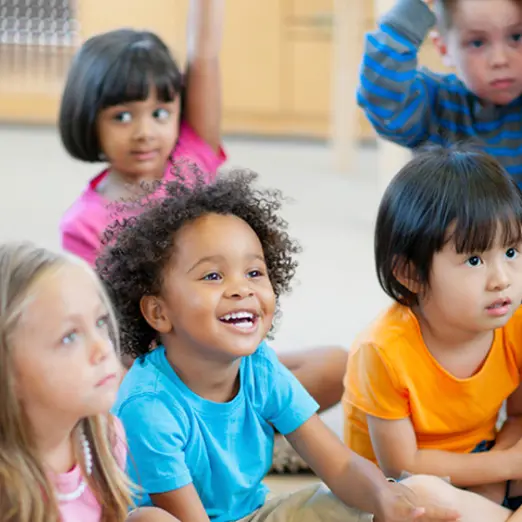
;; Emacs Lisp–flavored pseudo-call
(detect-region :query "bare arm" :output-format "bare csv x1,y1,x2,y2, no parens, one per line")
286,414,460,521
367,415,522,487
150,484,210,522
278,347,347,412
468,385,522,503
184,0,223,152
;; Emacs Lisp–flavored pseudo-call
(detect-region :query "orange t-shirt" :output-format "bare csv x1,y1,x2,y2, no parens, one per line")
343,303,522,463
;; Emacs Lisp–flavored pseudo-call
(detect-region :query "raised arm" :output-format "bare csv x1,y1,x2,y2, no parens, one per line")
357,0,436,147
184,0,224,152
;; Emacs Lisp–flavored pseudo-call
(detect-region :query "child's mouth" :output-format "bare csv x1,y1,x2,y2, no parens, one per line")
486,298,512,317
219,311,258,331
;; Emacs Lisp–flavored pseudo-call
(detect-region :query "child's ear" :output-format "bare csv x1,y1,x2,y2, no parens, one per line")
429,29,454,67
393,257,422,295
140,295,173,334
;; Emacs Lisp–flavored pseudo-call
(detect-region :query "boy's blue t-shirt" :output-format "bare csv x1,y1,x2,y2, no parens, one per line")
111,342,319,522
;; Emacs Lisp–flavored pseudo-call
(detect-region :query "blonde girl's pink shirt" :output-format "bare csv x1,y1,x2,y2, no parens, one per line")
54,417,127,522
60,122,226,266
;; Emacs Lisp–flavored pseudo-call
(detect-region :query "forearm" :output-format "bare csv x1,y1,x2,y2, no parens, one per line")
326,452,389,515
186,0,224,61
403,448,515,487
184,0,223,150
358,0,434,146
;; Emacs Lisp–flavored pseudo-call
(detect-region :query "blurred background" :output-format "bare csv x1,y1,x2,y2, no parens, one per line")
0,0,448,435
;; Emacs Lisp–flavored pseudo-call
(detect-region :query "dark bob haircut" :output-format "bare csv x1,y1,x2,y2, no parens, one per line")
375,143,522,306
59,29,183,162
96,164,300,358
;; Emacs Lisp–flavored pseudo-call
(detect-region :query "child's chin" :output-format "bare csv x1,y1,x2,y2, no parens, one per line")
480,89,520,106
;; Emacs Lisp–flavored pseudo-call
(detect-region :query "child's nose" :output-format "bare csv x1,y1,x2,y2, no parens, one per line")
90,335,112,364
490,43,509,67
133,117,154,140
488,263,510,291
226,278,254,299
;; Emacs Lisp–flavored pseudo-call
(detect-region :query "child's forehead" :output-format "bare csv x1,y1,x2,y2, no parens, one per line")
172,214,264,264
18,264,103,326
449,0,522,32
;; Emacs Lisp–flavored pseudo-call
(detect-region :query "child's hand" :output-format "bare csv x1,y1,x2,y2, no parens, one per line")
373,482,460,522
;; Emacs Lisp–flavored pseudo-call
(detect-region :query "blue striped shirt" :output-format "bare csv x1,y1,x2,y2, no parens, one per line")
358,0,522,185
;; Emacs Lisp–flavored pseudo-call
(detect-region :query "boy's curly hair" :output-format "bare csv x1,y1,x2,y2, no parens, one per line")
96,164,300,359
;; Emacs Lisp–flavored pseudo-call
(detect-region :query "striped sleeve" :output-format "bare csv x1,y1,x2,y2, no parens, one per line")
357,0,438,147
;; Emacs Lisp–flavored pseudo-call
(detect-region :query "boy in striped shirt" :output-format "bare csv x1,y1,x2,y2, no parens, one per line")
358,0,522,184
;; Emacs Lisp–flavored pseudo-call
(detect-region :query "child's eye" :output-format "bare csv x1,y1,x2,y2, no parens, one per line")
96,314,110,329
506,247,518,259
61,330,78,345
113,111,132,123
512,33,522,42
466,255,483,267
247,269,264,278
153,108,170,120
469,39,484,48
202,272,221,281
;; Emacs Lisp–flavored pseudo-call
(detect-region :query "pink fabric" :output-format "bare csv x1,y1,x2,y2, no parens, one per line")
60,122,226,266
55,417,127,522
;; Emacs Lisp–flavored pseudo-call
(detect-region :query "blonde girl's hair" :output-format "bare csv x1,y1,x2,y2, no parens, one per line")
0,241,133,522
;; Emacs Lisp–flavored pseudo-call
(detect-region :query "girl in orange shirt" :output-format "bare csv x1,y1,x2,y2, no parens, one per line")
344,144,522,510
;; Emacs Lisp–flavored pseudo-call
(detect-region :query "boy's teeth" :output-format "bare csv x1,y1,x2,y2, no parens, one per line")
234,320,254,329
221,311,254,321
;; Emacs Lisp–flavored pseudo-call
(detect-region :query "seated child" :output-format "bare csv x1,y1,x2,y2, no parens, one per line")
358,0,522,184
343,144,522,509
59,0,226,266
0,241,176,522
96,168,460,522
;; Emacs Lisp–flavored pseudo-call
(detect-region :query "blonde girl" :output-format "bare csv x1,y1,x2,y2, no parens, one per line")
0,242,176,522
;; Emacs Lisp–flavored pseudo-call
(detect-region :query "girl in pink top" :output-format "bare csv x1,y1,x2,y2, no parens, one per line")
0,242,177,522
59,0,226,267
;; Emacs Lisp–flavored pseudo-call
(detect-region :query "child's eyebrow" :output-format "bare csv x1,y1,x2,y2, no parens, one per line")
188,255,225,273
187,253,266,273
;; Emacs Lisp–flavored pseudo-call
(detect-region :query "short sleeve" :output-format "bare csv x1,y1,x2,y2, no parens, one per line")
345,342,410,420
61,218,101,267
117,395,192,495
171,122,226,183
258,343,319,435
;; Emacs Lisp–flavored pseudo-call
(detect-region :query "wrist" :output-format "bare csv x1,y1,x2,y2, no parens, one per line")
372,479,398,521
506,448,522,480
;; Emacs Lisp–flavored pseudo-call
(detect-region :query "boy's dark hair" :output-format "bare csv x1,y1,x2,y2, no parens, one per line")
59,29,183,162
375,143,522,306
96,165,300,358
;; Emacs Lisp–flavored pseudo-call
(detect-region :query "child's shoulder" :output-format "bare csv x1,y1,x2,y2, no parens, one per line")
170,121,226,177
351,303,421,358
419,67,471,103
60,170,109,233
114,350,183,409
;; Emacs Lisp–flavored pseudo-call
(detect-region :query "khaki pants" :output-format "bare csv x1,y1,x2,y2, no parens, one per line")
237,483,373,522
